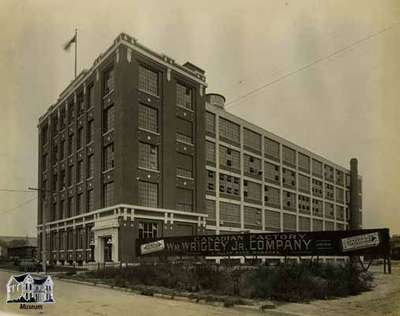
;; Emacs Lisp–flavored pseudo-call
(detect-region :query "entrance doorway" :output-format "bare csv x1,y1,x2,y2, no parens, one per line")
103,236,112,262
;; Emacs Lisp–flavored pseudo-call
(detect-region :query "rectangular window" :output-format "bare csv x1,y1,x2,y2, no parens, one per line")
176,188,193,212
60,169,66,189
244,206,262,228
219,145,240,171
176,132,193,144
219,202,240,224
103,67,114,95
52,143,58,164
67,196,74,217
139,65,159,96
87,189,94,212
87,84,95,108
59,140,65,160
264,161,280,184
282,168,296,189
59,199,65,219
103,143,114,171
299,216,310,231
282,146,296,167
76,193,83,215
325,202,335,219
205,141,216,164
265,210,281,231
325,221,334,231
60,108,66,130
77,92,84,116
138,104,158,133
52,173,58,191
103,105,114,133
138,181,158,207
312,159,323,178
176,152,193,178
205,199,216,220
77,160,83,183
243,128,261,152
336,170,344,186
87,154,94,178
138,222,158,239
41,124,48,145
244,154,262,177
244,180,262,202
298,174,310,193
103,182,114,207
68,165,74,186
324,164,334,183
176,83,193,110
87,120,94,143
264,185,281,208
219,173,240,197
264,137,280,161
52,115,58,134
77,127,83,149
77,228,84,249
283,213,297,231
219,117,240,144
85,227,93,249
205,111,216,135
206,170,216,193
67,230,74,250
283,190,296,211
313,219,323,231
68,101,75,123
68,134,73,155
42,153,48,171
138,142,158,171
176,118,193,144
298,153,310,173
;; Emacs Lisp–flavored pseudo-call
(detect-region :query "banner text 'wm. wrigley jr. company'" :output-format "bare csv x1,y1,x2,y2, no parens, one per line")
137,229,390,257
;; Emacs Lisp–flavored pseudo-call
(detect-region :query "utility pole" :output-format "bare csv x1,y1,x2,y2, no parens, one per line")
29,186,53,274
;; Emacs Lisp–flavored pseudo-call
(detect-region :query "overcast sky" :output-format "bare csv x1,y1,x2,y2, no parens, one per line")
0,0,399,237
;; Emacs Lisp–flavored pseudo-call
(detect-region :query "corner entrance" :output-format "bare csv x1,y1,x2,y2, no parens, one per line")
103,236,112,262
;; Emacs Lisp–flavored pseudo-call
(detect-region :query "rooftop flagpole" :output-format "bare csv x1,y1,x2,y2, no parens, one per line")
63,28,78,79
74,28,78,79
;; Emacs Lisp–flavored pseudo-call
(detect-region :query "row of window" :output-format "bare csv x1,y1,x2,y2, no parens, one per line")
205,112,351,187
206,201,348,231
48,227,93,251
47,189,95,222
46,142,112,192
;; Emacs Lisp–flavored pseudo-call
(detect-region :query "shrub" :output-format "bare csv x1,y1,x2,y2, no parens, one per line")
243,262,373,301
81,261,372,302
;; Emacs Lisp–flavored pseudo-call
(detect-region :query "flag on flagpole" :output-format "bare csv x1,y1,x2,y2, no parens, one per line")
63,33,77,51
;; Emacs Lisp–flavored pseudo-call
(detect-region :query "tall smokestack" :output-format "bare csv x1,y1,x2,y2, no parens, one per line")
350,158,360,230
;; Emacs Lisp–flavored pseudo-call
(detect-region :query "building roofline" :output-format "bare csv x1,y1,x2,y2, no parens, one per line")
206,102,357,174
39,32,207,125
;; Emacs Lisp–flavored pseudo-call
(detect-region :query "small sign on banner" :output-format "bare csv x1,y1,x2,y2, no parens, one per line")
341,232,380,252
140,239,165,255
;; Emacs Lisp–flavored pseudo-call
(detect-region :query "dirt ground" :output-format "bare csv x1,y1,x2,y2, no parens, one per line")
0,262,399,316
0,270,267,316
279,261,400,316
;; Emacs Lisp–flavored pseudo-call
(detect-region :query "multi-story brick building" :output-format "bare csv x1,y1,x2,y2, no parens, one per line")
37,33,362,265
203,94,362,237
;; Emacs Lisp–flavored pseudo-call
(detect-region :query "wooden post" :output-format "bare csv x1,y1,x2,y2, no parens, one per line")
383,256,387,274
388,256,392,274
